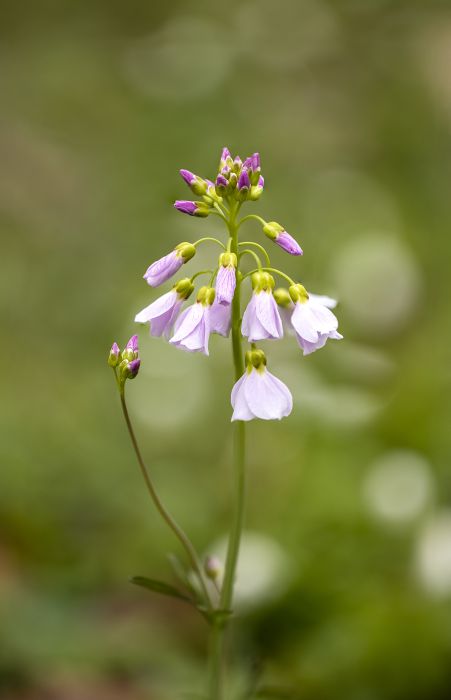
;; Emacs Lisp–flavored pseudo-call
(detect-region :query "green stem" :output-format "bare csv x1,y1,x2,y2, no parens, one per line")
194,237,226,250
242,266,296,286
238,241,271,266
119,388,213,612
237,213,266,229
209,199,247,699
239,248,263,270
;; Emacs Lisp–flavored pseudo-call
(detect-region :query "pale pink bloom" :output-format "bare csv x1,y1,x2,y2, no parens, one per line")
135,290,183,340
291,294,342,356
170,302,211,355
231,367,293,421
241,291,283,342
209,300,231,337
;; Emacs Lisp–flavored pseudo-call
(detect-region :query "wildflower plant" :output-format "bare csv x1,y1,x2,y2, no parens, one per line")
108,148,342,697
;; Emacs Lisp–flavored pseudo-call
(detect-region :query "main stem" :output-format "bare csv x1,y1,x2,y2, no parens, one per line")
209,201,246,698
119,389,212,611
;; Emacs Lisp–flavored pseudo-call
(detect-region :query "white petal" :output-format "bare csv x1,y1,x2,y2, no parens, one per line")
291,303,319,342
134,290,177,323
308,293,337,309
265,371,293,416
231,374,255,421
170,303,204,344
243,368,291,420
308,301,339,333
255,292,283,339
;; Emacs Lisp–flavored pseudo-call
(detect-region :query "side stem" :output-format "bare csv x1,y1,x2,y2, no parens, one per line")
119,388,213,611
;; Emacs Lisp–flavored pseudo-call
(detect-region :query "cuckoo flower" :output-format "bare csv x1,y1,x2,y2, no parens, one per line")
263,221,303,256
289,284,343,355
210,299,231,337
135,278,194,340
231,348,292,422
241,272,283,342
144,242,196,287
170,286,215,355
215,252,237,306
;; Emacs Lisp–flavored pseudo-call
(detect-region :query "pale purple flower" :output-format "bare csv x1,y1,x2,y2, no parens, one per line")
170,302,211,355
291,293,342,356
135,290,184,340
241,291,283,342
210,300,231,337
216,264,236,305
231,367,293,421
275,231,303,256
143,250,183,287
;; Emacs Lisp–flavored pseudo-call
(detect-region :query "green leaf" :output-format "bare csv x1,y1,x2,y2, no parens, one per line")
130,576,194,604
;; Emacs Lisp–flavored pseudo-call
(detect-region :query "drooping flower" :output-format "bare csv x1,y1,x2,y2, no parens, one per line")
231,348,292,422
289,284,343,355
170,286,215,355
135,278,194,339
263,221,303,256
215,252,237,305
174,200,210,217
241,272,283,342
143,242,196,287
210,299,231,337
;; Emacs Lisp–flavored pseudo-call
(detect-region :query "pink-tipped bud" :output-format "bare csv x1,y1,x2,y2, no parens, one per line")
108,342,120,367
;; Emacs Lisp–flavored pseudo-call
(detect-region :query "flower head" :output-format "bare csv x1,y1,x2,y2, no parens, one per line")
116,335,141,384
289,284,343,355
135,278,194,339
169,286,215,355
263,222,303,256
231,348,292,421
241,272,283,342
143,243,196,288
215,252,237,305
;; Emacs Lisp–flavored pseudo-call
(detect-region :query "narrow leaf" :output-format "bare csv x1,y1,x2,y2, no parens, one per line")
130,576,193,604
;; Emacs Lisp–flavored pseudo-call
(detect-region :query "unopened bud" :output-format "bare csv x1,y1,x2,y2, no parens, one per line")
262,221,284,240
179,169,208,196
204,555,222,581
273,288,292,308
108,342,120,367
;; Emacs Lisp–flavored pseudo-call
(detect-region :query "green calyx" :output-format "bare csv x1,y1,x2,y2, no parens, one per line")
197,285,215,306
175,242,196,262
273,287,292,308
289,283,309,303
245,347,267,372
251,270,275,292
174,277,195,300
248,184,264,201
219,252,237,269
262,221,284,240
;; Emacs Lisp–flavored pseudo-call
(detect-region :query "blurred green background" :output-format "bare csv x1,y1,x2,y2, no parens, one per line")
1,0,451,697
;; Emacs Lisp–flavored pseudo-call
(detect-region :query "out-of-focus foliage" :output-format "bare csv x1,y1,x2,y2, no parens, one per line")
1,0,451,698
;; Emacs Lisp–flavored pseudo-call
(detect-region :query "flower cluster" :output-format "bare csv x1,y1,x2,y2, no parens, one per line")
134,147,342,420
108,335,141,388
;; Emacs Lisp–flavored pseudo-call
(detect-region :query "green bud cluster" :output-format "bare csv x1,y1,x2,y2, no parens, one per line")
289,283,309,304
245,347,267,372
218,251,237,269
196,285,215,306
174,277,195,300
251,270,275,292
175,242,197,261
